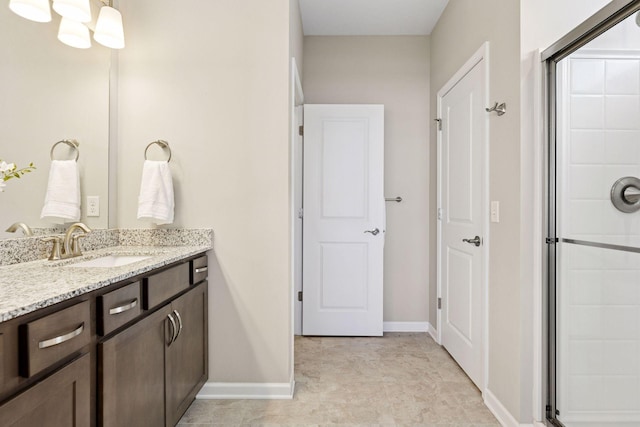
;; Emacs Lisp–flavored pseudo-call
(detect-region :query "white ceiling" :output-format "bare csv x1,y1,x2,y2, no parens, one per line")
298,0,449,36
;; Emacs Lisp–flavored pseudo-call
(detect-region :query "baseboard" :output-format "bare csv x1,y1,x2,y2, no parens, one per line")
196,380,295,400
427,322,438,343
383,321,429,332
484,388,519,427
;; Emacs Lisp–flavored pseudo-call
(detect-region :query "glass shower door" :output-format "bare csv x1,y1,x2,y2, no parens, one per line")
553,11,640,427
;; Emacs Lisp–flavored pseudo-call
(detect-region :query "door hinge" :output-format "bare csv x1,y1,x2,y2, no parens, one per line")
437,208,443,221
298,291,303,302
298,125,304,136
545,237,558,244
298,208,303,219
434,118,442,131
437,297,442,309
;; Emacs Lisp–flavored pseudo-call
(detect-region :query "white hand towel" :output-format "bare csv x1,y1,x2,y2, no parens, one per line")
137,160,174,225
40,160,81,224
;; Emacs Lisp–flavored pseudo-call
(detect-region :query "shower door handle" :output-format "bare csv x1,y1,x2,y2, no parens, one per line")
462,236,482,247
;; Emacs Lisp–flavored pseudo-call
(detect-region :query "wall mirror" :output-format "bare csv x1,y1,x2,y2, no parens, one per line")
0,4,111,239
544,1,640,426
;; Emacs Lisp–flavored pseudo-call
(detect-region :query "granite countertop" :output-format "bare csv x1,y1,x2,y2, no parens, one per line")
0,245,210,323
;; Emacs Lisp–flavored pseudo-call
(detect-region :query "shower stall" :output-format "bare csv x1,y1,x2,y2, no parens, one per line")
545,2,640,426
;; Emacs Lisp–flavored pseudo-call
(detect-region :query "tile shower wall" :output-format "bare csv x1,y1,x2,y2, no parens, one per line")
557,54,640,425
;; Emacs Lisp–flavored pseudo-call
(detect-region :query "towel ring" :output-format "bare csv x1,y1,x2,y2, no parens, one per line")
144,140,172,162
50,139,80,161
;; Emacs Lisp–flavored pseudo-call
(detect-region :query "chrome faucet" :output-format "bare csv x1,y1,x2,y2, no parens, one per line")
5,222,33,236
62,222,92,258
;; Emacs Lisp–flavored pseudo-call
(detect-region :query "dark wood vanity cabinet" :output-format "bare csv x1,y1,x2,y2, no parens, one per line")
99,254,208,427
99,281,208,427
0,253,208,427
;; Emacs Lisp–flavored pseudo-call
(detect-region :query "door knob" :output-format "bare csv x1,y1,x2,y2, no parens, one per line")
462,236,482,247
364,228,380,236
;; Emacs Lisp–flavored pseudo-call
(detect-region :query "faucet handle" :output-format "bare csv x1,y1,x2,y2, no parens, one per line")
70,234,87,257
43,236,64,261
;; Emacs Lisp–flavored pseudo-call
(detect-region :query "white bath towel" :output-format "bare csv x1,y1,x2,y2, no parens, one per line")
137,160,174,225
40,160,81,224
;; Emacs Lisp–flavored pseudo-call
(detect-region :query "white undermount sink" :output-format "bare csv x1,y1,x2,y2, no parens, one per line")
67,255,152,268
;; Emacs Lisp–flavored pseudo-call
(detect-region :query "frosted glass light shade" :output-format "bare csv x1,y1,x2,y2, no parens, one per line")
58,17,91,49
94,6,125,49
52,0,91,23
9,0,51,22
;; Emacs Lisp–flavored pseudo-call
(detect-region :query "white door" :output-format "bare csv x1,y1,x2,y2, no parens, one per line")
302,104,385,336
438,52,487,388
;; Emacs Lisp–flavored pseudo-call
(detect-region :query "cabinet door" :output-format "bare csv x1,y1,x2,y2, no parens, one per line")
99,305,171,427
0,353,90,427
165,282,208,427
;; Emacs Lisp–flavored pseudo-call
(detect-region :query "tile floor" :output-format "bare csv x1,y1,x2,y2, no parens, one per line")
178,333,499,426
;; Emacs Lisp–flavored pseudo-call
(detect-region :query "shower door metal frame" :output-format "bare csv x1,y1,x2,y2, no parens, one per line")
542,1,640,425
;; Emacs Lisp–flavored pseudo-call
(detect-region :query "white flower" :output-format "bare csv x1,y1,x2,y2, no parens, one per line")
0,159,34,192
0,161,14,173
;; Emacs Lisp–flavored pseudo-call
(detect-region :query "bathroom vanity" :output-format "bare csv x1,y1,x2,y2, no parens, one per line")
0,241,210,427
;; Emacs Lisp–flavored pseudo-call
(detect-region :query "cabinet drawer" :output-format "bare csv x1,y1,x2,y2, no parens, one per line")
19,300,90,378
190,255,208,284
98,281,142,336
143,263,190,310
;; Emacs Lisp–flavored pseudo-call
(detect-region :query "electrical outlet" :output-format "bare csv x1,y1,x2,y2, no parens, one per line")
87,196,100,217
490,201,500,223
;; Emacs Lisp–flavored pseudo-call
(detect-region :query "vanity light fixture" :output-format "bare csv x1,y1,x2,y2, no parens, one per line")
57,16,91,48
52,0,91,23
9,0,125,49
8,0,51,22
93,5,124,49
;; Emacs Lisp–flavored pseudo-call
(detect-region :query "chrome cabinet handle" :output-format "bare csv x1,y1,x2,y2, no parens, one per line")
38,323,84,349
173,310,183,341
109,299,138,315
364,228,380,236
194,267,208,274
167,313,178,346
462,236,482,247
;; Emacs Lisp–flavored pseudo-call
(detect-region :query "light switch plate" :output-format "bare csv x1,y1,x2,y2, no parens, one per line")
87,196,99,217
490,201,500,223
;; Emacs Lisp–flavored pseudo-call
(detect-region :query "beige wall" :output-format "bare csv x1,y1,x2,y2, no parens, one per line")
116,0,293,383
430,0,522,419
303,36,431,323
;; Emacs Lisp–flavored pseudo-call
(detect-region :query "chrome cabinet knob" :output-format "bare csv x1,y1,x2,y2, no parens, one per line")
462,236,482,247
